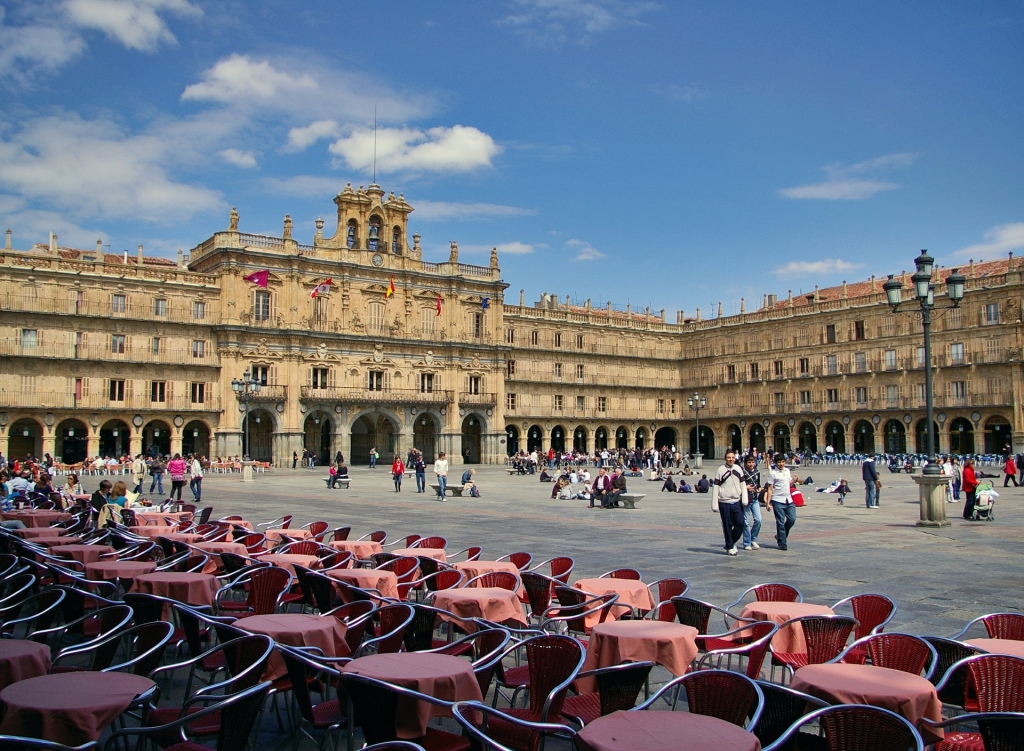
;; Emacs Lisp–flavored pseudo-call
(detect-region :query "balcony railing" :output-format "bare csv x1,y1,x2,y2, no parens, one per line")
458,391,497,406
236,385,287,402
0,293,219,324
299,387,453,405
0,339,218,366
0,390,220,411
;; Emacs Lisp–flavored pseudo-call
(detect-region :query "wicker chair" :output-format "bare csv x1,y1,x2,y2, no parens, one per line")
761,704,924,751
453,701,575,751
530,557,574,584
496,552,534,571
275,540,320,557
330,526,352,542
645,578,689,621
560,661,654,726
358,530,388,543
695,621,778,679
410,536,447,550
351,603,415,657
598,568,641,581
215,566,291,616
753,679,829,750
521,571,559,624
953,614,1024,642
301,521,329,541
466,571,521,591
670,597,757,649
636,669,764,729
726,583,803,613
374,556,421,599
278,645,347,751
921,636,986,705
769,615,858,683
831,594,897,663
935,655,1024,714
257,515,293,530
922,711,1024,751
832,633,939,678
450,546,483,562
322,601,376,654
543,587,619,641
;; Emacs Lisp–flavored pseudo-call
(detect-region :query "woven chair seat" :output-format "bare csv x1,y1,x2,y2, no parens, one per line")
418,726,471,751
560,692,602,725
163,742,211,751
310,698,342,728
502,664,530,689
935,733,984,751
772,652,809,670
700,636,740,652
471,708,568,751
147,706,221,737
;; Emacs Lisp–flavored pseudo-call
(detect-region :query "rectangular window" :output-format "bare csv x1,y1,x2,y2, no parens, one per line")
576,334,584,348
192,340,206,358
657,398,665,414
948,308,963,328
420,373,434,393
885,349,897,369
368,371,385,391
987,378,1003,394
507,360,516,378
985,303,999,324
952,381,967,399
576,364,584,380
554,394,563,411
950,342,965,364
151,381,166,402
986,338,1000,357
530,330,539,345
252,365,269,386
153,298,167,317
598,396,607,412
472,312,482,338
800,390,811,405
886,385,899,403
554,362,563,379
368,303,385,333
856,387,868,404
750,362,759,380
20,329,37,348
311,367,329,389
916,383,926,402
468,376,481,394
506,393,517,410
826,388,839,405
749,393,762,408
799,357,809,374
917,347,926,368
577,396,585,411
109,379,125,401
727,364,736,382
112,294,126,314
151,337,162,356
254,291,271,321
773,392,784,408
670,399,676,414
827,354,838,375
190,382,206,404
193,301,206,320
111,334,126,354
854,320,865,340
884,316,895,336
826,324,837,343
773,360,783,377
855,352,866,372
506,328,515,344
554,332,562,347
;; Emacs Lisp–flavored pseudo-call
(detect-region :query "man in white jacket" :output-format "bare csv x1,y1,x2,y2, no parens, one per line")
711,450,748,556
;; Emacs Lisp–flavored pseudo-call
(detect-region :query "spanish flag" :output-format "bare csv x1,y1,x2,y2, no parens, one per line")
386,276,395,299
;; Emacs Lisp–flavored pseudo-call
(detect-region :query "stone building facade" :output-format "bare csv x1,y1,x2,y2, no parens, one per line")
1,186,1021,466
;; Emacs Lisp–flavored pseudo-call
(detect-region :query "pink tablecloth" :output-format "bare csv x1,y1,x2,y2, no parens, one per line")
130,572,219,614
576,710,761,751
342,653,482,738
574,578,654,628
327,568,400,600
578,621,699,692
740,602,834,654
265,528,312,546
255,554,320,576
12,527,68,539
128,525,178,538
330,540,383,558
1,510,71,528
52,544,115,564
430,587,526,628
85,560,158,581
0,639,51,691
239,614,349,680
393,548,447,562
194,541,249,573
0,671,155,745
965,638,1024,658
792,663,943,743
134,511,192,526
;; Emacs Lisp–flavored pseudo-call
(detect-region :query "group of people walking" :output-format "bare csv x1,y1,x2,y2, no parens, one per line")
711,451,797,555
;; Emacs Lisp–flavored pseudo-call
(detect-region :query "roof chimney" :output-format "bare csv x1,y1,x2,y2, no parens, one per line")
50,232,58,255
696,307,701,321
95,238,102,257
137,244,144,265
717,301,722,317
4,229,10,250
740,298,746,314
177,249,184,269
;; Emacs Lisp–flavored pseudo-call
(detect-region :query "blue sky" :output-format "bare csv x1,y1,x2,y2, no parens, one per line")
1,1,1022,316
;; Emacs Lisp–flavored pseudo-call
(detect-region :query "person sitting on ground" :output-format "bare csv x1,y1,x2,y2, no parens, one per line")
551,476,569,499
661,474,677,492
679,478,693,493
539,468,552,482
577,482,593,502
682,464,692,475
696,474,710,493
836,478,850,505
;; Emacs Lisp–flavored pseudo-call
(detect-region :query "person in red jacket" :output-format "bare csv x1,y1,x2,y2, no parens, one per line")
962,458,979,520
391,456,405,493
1003,455,1018,488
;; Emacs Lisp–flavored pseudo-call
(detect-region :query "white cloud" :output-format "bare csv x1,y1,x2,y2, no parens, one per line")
0,195,107,248
182,54,317,103
218,148,257,168
413,201,534,221
63,0,201,51
329,125,500,174
771,258,864,277
0,7,87,84
780,152,919,201
951,222,1024,259
0,114,222,222
262,175,344,197
459,242,536,255
499,0,658,41
567,239,605,261
286,120,340,152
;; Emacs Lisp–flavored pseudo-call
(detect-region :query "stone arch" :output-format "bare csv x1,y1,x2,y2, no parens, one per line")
689,425,715,457
615,426,629,450
367,214,383,250
351,412,398,465
241,409,275,462
143,419,172,458
635,427,647,449
773,423,791,454
984,415,1012,454
726,424,743,452
182,420,212,458
414,412,441,462
99,419,131,458
550,425,566,453
915,419,939,455
884,420,906,454
303,411,333,465
594,426,610,451
461,413,485,464
797,422,817,453
853,420,874,454
8,417,43,460
749,423,766,454
949,417,974,455
527,424,543,453
505,424,519,456
391,225,402,254
654,427,677,451
56,418,89,464
823,421,846,454
572,425,588,453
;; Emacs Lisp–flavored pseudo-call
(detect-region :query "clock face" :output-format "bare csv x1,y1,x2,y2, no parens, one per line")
371,253,384,267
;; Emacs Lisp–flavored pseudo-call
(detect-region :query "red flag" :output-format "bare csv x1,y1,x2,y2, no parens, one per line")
436,292,442,316
386,275,395,298
310,277,333,298
243,269,269,288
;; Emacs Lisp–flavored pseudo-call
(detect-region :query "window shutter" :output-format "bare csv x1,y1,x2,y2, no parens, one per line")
81,378,90,397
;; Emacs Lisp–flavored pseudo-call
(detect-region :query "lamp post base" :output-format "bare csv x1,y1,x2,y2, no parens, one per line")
913,473,951,527
693,453,703,469
241,460,255,483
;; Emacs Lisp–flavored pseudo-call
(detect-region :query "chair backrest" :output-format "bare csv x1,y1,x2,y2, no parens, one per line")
858,633,937,677
834,593,897,639
370,552,396,567
342,673,430,746
451,701,571,751
413,536,446,549
306,521,329,538
522,634,584,719
208,681,273,751
785,705,924,751
468,572,520,591
921,636,985,701
241,534,266,553
546,556,575,584
550,587,617,635
961,654,1024,712
247,566,292,615
278,515,293,529
279,644,340,725
0,589,65,639
651,577,689,603
589,661,653,716
330,526,352,542
325,601,376,654
678,670,764,728
106,620,174,675
672,597,714,633
500,552,533,571
753,680,830,748
521,571,556,618
353,604,415,656
427,570,464,593
198,507,214,525
122,593,173,624
981,613,1024,641
403,604,441,652
280,540,319,557
376,556,419,581
179,554,209,574
754,583,802,603
793,615,858,664
304,570,338,613
600,568,642,581
362,531,387,543
701,621,777,679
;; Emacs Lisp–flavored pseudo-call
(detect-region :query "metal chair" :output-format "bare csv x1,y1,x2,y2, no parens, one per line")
529,556,574,584
330,526,352,542
935,654,1024,713
278,644,347,750
449,546,483,562
215,565,291,616
769,614,858,683
636,669,764,729
410,536,447,550
560,661,654,726
465,571,521,591
921,711,1024,751
452,701,575,751
832,633,939,679
832,594,898,662
954,613,1024,642
670,596,757,649
496,552,533,571
645,578,689,621
351,603,415,656
921,636,986,704
598,568,641,581
761,704,924,751
753,679,829,750
695,621,779,679
726,583,804,612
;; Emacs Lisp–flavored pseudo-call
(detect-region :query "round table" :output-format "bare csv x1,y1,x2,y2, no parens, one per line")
0,639,51,690
341,653,483,738
327,568,400,600
577,621,699,693
28,535,83,547
265,528,312,546
0,671,155,745
740,602,834,654
12,527,68,539
429,587,526,628
128,525,178,538
134,511,192,526
157,532,206,544
330,540,383,558
792,663,943,744
393,547,447,562
194,541,249,573
574,578,654,628
1,510,71,528
52,544,115,564
575,709,762,751
453,560,522,583
85,560,158,582
239,614,349,680
965,638,1024,658
130,572,219,615
255,553,320,576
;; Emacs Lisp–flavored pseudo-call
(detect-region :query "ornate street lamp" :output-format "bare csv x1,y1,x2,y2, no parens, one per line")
231,369,262,461
687,391,707,466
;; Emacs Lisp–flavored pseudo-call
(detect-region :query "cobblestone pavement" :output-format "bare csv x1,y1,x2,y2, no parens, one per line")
192,460,1023,636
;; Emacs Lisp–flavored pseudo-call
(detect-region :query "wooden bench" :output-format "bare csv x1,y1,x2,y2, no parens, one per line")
430,484,464,497
324,478,351,489
618,493,645,509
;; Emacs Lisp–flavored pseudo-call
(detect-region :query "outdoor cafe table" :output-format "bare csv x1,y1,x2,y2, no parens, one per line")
134,510,192,526
130,572,219,615
574,578,655,628
1,510,71,528
330,540,383,558
128,525,178,538
739,602,835,654
327,568,400,600
453,560,523,584
255,553,320,576
265,528,312,546
12,527,68,539
577,621,700,693
965,638,1024,658
429,587,526,628
574,709,762,751
0,671,155,745
157,532,206,544
52,544,115,564
0,639,51,691
238,613,349,680
85,559,158,582
341,653,482,738
791,663,943,744
194,541,249,572
393,548,447,562
29,535,82,547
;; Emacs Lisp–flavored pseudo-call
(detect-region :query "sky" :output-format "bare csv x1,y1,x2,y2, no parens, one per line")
1,0,1023,317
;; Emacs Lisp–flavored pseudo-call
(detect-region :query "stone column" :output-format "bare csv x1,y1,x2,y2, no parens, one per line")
913,473,951,527
170,431,183,457
86,431,100,460
41,433,55,460
129,431,142,457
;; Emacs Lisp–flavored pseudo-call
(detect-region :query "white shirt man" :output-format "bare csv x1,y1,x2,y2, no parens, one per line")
711,450,749,555
765,455,798,551
433,453,449,502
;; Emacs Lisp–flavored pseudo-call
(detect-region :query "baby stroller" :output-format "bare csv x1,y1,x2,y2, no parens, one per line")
972,482,997,521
